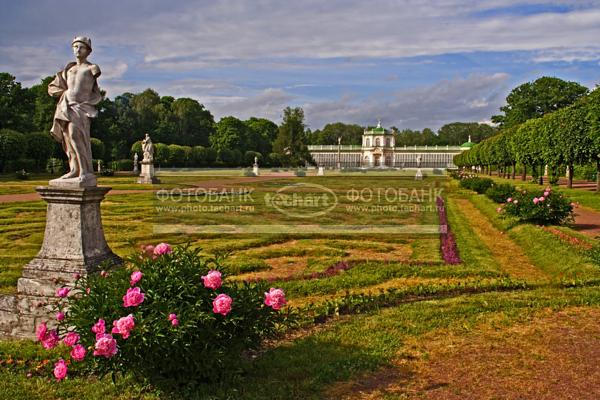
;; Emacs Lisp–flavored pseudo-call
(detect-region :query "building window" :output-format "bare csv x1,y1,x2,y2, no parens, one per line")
385,138,390,147
375,138,380,147
366,138,370,147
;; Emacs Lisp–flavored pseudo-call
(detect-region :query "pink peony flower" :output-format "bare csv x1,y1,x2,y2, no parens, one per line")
507,197,512,203
63,332,80,347
100,270,108,278
533,198,539,204
543,191,550,197
93,334,118,358
201,270,222,290
86,287,91,295
140,244,155,259
53,359,68,381
91,319,106,337
153,243,172,256
171,318,179,326
539,196,545,202
36,322,59,350
70,344,86,362
72,272,81,280
56,287,70,298
212,293,233,316
36,322,47,342
264,288,287,310
123,287,145,307
111,314,135,339
130,271,143,286
56,312,65,321
496,207,502,213
168,313,177,321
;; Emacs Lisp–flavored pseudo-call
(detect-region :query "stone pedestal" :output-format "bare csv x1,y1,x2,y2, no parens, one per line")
252,164,260,176
0,186,121,339
317,166,325,176
138,161,159,184
415,168,423,180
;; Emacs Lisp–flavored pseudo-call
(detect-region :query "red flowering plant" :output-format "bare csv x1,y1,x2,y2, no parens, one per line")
37,244,291,388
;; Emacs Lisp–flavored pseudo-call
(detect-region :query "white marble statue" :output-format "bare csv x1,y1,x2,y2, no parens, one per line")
133,152,139,173
142,133,154,162
48,36,101,187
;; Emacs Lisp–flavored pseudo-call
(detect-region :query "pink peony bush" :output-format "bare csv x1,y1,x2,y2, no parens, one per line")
37,244,289,388
499,187,574,225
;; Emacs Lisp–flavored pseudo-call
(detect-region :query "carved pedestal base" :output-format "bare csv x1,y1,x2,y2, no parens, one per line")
138,161,160,184
0,186,121,339
415,168,423,180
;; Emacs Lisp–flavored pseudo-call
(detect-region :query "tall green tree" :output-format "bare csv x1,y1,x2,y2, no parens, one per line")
211,116,251,155
273,107,313,166
492,77,588,128
29,76,56,132
0,73,34,132
245,117,278,155
307,122,364,145
437,122,497,145
171,98,214,147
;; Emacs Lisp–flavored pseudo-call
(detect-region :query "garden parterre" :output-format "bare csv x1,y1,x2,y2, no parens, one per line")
1,172,600,399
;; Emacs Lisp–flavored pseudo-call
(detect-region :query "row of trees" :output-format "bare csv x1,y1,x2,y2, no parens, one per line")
454,77,599,190
0,71,315,170
306,121,498,146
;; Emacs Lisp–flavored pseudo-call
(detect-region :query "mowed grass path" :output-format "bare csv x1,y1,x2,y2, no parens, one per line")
1,172,600,399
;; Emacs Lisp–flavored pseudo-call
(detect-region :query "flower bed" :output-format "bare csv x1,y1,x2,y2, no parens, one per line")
437,197,462,264
35,244,290,388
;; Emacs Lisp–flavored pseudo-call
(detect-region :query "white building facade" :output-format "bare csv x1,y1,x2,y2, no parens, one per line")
308,122,468,169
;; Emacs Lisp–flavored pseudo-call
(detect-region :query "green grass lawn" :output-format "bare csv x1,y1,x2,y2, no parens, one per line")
1,172,599,399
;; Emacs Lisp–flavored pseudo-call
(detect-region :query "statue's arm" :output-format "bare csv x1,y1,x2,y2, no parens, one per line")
47,63,75,98
90,64,101,78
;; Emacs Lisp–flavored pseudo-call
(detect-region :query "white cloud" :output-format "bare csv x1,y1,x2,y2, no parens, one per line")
205,88,295,122
304,73,510,130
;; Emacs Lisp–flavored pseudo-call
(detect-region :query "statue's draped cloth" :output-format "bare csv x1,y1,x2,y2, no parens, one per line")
48,62,102,149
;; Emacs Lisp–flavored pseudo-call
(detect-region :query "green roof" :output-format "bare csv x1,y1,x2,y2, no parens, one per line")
461,141,475,148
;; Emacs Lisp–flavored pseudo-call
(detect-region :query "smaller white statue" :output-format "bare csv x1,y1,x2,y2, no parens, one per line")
133,152,139,173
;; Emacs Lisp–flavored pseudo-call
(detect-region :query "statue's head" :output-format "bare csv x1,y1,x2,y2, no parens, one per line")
72,36,92,57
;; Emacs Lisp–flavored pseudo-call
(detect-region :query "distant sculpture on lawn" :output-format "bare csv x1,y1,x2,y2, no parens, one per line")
142,133,154,162
48,36,101,187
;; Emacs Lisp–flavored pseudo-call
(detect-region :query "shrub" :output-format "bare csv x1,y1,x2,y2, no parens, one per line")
499,186,574,225
38,245,289,388
114,159,133,171
100,168,114,176
294,169,306,176
459,177,494,194
90,138,105,160
25,132,55,170
485,183,516,203
0,129,27,171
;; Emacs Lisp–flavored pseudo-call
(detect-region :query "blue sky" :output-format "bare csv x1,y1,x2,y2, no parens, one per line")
1,0,599,130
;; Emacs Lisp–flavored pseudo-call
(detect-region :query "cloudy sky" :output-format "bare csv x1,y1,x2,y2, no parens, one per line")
1,0,600,130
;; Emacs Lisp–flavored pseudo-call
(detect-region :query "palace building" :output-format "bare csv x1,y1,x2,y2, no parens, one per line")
307,122,471,169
